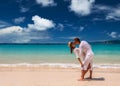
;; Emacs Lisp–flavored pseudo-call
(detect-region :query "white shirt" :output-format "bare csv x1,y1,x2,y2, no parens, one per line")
74,41,94,59
73,48,80,58
79,41,94,58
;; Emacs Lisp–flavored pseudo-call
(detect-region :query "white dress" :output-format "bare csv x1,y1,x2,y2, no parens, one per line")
74,41,94,70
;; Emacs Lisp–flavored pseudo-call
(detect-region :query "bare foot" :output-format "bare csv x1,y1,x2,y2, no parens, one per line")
77,78,84,81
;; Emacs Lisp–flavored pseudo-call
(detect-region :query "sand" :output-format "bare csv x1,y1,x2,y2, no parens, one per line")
0,66,120,86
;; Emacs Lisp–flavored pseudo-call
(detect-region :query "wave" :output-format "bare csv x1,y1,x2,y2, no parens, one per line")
0,63,120,69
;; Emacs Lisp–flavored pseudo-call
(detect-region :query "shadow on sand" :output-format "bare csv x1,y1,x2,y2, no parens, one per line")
84,77,105,81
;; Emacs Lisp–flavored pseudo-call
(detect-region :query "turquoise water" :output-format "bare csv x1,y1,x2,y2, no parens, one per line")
0,44,120,65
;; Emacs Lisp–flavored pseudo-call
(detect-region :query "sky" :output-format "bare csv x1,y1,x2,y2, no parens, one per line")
0,0,120,43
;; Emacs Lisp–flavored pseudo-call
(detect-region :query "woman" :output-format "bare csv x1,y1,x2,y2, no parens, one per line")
68,42,92,81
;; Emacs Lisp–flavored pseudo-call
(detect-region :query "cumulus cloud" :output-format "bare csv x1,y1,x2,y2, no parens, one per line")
14,17,26,24
0,26,51,43
0,15,55,43
72,3,120,21
28,15,55,31
69,0,95,16
0,26,23,35
36,0,57,7
107,32,120,38
0,26,25,43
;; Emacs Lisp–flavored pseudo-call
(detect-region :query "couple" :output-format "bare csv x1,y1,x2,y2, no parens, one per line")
68,38,94,81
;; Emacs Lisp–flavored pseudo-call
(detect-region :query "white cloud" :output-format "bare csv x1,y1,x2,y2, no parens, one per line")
93,5,120,21
36,0,57,7
110,32,117,38
14,17,26,24
57,23,64,31
0,21,11,28
0,26,23,35
20,7,29,13
0,26,51,43
67,36,78,39
60,36,79,39
0,25,6,28
16,0,30,13
69,0,95,16
0,15,55,43
106,7,120,21
79,26,84,31
94,5,110,11
107,32,120,38
0,26,26,43
28,15,55,31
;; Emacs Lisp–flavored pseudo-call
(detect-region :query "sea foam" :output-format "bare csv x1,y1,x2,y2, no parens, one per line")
0,63,120,69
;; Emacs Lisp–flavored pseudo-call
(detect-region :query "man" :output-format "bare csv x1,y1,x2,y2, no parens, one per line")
73,38,94,80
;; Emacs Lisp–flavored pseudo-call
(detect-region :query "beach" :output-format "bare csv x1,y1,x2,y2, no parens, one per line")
0,0,120,85
0,66,120,86
0,44,120,86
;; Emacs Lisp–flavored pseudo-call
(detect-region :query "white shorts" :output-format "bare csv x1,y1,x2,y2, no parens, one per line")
81,53,94,71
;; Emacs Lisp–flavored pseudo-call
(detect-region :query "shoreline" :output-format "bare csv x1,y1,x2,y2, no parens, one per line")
0,66,120,72
0,63,120,69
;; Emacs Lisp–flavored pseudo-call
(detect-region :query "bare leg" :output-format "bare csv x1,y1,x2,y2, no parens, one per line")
78,64,92,81
88,64,92,79
86,64,92,79
78,70,87,81
79,64,92,81
89,70,92,79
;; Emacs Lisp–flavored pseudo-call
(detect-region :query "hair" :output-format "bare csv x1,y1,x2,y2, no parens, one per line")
74,37,80,43
69,42,75,54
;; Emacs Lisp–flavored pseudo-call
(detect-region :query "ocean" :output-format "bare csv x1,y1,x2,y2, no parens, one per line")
0,44,120,68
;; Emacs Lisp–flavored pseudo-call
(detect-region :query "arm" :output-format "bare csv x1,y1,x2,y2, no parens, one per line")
74,48,83,66
77,58,83,67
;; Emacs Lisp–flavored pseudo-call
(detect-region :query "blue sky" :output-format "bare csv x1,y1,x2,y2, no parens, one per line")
0,0,120,43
